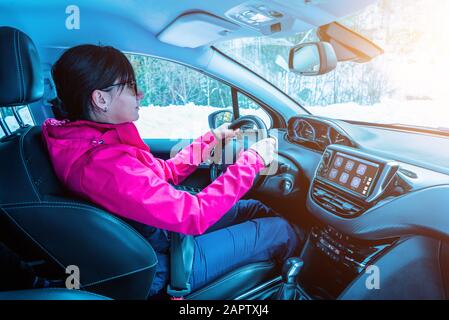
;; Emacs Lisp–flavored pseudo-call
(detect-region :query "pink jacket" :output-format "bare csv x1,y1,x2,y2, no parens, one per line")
41,118,266,235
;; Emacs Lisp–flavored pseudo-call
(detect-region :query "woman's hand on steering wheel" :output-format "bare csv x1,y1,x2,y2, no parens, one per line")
209,115,270,181
211,122,240,142
249,137,276,167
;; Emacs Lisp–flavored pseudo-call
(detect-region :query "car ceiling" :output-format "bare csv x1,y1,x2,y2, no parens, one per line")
1,0,376,51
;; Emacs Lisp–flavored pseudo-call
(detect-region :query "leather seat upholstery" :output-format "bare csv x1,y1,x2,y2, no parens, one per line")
0,27,44,106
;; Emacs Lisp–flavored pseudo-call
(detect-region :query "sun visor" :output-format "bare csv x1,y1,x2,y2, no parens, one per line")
157,12,240,48
317,22,384,63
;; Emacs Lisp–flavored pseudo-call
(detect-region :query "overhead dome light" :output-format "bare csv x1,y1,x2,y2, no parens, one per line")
233,10,274,25
226,2,293,35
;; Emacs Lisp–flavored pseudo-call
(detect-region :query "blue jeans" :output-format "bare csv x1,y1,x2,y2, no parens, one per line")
131,199,299,296
189,199,299,291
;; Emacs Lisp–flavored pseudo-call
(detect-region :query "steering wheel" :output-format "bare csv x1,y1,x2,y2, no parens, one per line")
210,115,268,181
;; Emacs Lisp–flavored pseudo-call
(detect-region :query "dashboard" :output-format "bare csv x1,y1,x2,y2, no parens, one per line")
265,114,449,299
277,114,449,238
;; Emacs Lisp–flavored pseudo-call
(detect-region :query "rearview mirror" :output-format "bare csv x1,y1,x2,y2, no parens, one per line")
288,41,337,76
208,109,233,129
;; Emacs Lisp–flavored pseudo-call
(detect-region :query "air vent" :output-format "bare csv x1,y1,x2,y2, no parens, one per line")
398,168,418,179
312,181,365,217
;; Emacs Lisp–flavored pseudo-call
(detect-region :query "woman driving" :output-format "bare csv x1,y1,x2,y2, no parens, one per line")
42,44,299,297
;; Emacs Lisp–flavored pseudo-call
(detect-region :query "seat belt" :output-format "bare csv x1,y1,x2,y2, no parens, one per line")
167,232,194,299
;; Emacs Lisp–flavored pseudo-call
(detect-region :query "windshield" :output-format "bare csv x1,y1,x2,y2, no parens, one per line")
215,0,449,130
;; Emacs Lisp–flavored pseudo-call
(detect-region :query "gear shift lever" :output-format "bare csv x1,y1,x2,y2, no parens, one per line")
274,257,304,300
282,257,303,283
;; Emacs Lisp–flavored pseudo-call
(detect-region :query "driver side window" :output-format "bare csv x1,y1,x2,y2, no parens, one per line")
237,92,272,129
127,53,272,139
127,54,232,139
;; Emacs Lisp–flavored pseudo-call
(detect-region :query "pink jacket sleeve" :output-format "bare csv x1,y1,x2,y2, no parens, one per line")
75,147,266,235
154,131,217,185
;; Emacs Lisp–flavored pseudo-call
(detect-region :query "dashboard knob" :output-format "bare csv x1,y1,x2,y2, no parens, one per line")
280,178,293,194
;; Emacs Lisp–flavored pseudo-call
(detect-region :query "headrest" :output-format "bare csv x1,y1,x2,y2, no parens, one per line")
0,26,44,106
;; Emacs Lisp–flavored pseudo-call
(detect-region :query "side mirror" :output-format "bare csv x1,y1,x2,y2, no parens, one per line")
208,109,233,129
288,42,337,76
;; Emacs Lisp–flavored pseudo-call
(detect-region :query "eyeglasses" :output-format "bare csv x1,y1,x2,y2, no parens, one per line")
100,80,138,96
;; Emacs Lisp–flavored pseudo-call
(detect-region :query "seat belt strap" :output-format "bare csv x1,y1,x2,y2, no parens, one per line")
167,232,194,298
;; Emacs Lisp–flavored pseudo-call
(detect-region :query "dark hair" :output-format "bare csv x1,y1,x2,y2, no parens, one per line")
51,44,136,121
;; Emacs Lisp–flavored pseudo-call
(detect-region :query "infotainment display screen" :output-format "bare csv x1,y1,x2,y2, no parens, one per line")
320,152,380,197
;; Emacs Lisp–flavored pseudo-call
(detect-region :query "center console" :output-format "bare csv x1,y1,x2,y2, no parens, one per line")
240,146,404,300
296,223,394,299
296,145,400,298
239,221,396,300
312,145,399,217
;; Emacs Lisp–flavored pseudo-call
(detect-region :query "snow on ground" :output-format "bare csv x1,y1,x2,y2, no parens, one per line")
135,103,272,139
135,104,218,139
135,99,449,139
307,99,449,129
